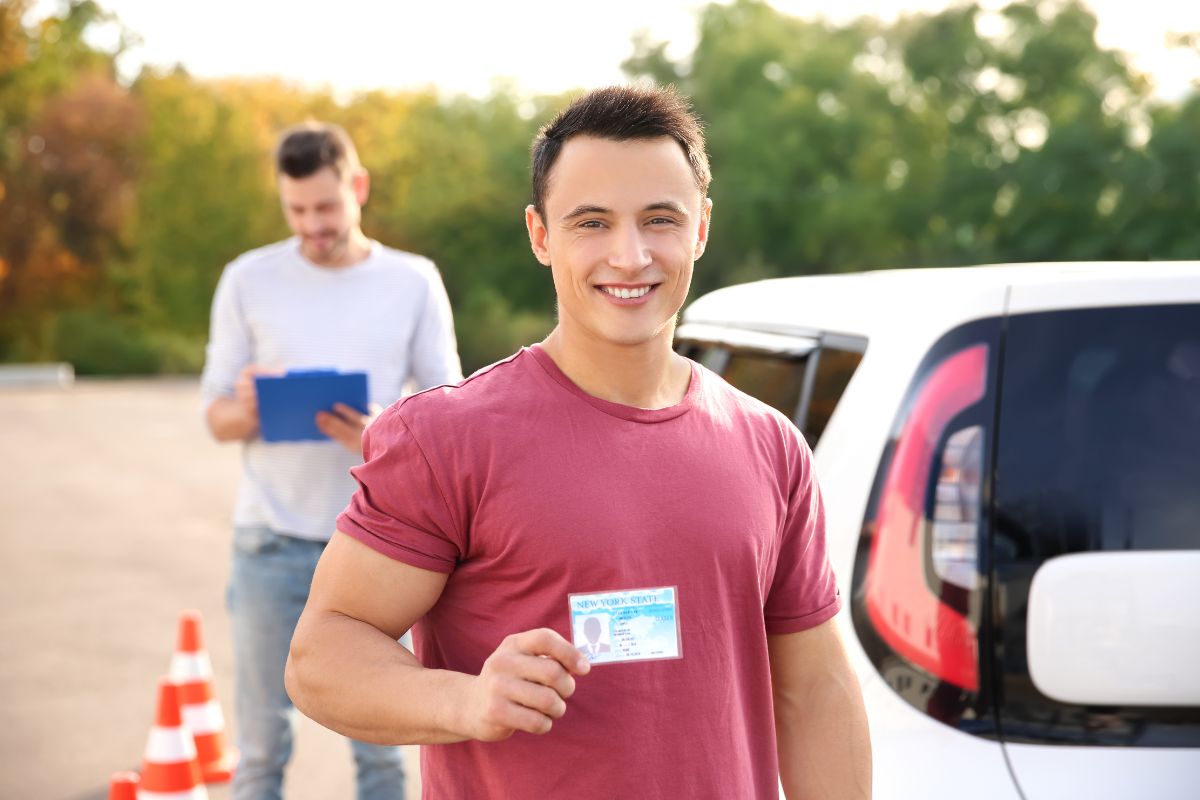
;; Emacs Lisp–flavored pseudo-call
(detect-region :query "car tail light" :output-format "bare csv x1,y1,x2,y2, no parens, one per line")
932,425,984,590
864,344,988,692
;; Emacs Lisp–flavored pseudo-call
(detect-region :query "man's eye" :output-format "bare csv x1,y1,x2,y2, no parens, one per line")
579,220,604,229
648,216,677,225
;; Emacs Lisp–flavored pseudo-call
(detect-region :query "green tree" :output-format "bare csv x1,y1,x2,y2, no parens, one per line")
343,89,556,371
4,0,1196,374
1113,94,1200,259
0,0,144,367
629,0,914,293
624,0,1184,287
124,72,315,369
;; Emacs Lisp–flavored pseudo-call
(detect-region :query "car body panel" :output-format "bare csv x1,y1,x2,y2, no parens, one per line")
1004,742,1200,800
864,675,1020,800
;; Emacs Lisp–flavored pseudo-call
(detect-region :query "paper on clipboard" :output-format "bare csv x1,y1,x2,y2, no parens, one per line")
254,369,369,442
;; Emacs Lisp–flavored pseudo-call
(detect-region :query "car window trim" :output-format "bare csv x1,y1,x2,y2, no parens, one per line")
674,323,820,356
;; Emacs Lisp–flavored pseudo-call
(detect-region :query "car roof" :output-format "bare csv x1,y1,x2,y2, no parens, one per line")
682,261,1200,340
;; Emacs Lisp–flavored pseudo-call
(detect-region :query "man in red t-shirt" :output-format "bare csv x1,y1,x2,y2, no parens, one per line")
286,84,871,799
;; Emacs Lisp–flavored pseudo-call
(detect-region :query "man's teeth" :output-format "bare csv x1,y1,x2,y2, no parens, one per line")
601,286,652,299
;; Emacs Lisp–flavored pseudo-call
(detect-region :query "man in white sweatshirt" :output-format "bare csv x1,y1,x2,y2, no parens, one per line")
200,121,461,800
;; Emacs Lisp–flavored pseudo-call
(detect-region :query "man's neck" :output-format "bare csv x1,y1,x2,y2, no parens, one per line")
540,325,692,410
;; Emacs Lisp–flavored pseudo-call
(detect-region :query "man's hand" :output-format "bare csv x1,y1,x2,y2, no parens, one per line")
233,364,263,422
288,537,590,746
316,402,382,456
460,628,591,742
207,364,276,442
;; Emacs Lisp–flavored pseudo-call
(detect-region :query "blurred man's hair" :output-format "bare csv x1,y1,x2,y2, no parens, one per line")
275,121,361,180
530,84,710,220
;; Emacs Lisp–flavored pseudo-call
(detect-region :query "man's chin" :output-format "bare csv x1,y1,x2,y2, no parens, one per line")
595,323,676,349
302,243,337,262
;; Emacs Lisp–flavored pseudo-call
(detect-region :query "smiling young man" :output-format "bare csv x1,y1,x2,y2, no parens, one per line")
200,121,461,799
286,87,871,798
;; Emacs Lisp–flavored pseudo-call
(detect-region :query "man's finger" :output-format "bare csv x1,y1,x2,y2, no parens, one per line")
505,678,568,721
492,700,555,737
315,411,353,437
316,411,366,455
510,628,591,675
331,403,367,423
510,653,577,700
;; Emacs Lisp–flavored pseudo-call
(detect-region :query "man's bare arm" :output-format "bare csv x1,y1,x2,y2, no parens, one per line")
769,619,872,799
285,532,591,745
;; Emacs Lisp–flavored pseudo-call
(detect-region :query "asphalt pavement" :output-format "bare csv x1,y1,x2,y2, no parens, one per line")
0,378,420,799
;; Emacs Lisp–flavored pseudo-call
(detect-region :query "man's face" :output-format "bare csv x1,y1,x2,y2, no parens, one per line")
279,166,367,266
527,136,711,350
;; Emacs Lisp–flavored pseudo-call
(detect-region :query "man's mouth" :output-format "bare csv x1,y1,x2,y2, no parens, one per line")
597,285,655,299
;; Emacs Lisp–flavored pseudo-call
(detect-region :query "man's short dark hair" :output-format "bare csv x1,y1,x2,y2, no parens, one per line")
275,121,361,180
530,84,711,220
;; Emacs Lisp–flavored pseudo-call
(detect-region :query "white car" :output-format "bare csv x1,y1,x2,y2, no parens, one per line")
676,262,1200,800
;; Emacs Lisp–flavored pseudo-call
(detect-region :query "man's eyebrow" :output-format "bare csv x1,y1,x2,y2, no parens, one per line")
559,201,690,221
561,204,611,221
644,201,689,216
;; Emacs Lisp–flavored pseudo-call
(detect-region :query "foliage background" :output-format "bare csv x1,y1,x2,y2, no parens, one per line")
1,0,1197,374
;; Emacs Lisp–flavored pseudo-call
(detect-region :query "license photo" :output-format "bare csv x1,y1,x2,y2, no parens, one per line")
567,586,681,665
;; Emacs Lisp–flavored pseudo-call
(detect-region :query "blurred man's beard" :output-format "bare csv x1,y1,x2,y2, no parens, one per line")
303,231,346,262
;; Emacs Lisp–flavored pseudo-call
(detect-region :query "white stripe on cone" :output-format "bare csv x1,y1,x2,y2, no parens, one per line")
181,700,225,735
169,652,213,681
144,726,198,763
139,786,209,800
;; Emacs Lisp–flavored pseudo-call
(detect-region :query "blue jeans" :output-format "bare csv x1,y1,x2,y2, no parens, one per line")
228,526,406,800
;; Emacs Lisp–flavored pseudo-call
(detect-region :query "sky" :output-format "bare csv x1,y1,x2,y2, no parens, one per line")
31,0,1200,101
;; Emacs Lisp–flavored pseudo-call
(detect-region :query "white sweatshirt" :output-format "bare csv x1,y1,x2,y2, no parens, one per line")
200,237,462,540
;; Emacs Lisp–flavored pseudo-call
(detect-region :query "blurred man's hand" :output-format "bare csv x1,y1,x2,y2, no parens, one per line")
316,402,382,456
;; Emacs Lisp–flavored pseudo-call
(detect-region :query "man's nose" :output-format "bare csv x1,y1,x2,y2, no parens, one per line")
607,224,652,272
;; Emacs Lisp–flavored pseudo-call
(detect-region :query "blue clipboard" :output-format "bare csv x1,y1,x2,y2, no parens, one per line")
255,369,369,443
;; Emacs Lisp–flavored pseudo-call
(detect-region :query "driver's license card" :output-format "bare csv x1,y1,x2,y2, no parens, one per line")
567,586,681,665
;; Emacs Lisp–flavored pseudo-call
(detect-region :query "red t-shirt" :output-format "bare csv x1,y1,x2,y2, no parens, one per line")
337,345,840,799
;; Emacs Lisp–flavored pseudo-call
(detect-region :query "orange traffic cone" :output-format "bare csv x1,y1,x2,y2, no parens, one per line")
139,679,209,800
169,611,238,783
108,771,139,800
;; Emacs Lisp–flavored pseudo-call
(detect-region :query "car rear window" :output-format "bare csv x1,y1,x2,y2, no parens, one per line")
805,347,864,445
991,303,1200,747
722,350,809,420
674,335,865,447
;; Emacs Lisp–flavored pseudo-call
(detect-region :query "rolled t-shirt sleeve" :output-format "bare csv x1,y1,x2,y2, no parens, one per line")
336,406,463,573
763,431,841,634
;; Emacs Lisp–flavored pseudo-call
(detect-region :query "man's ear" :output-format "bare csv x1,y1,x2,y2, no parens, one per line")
525,204,551,266
694,197,713,260
353,169,370,206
